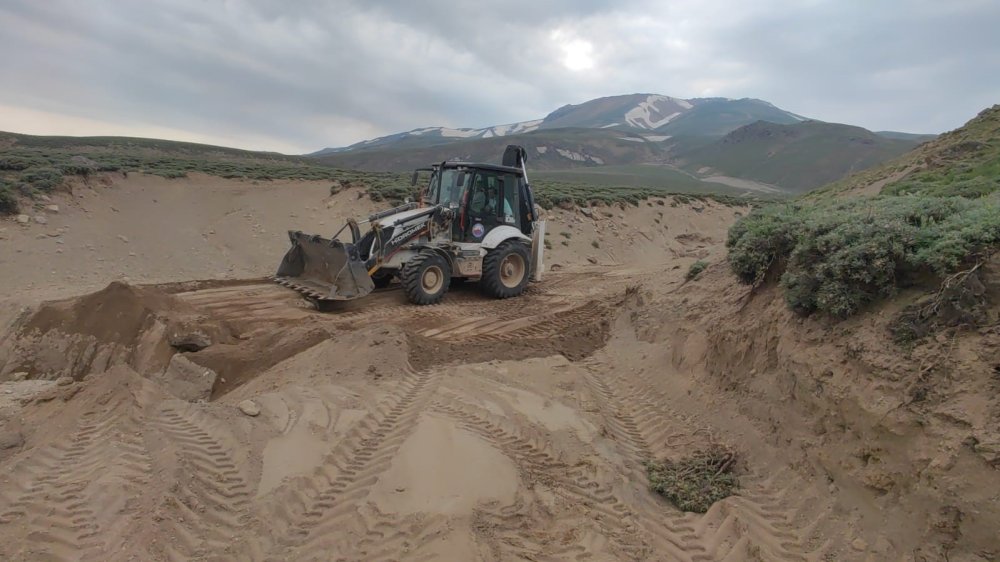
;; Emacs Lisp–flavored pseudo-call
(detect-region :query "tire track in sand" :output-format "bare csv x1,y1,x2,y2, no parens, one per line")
152,402,254,561
418,300,606,343
583,359,833,561
430,393,652,561
240,365,440,560
0,395,153,562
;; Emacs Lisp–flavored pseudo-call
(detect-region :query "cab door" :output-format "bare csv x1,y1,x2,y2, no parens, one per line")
461,170,520,242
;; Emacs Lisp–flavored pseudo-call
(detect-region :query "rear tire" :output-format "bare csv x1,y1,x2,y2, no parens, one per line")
401,252,451,305
481,240,531,299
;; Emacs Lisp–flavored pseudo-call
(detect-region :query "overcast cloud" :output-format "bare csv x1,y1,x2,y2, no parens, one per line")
0,0,997,153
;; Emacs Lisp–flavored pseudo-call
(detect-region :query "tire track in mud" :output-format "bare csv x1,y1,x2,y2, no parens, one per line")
152,402,254,561
583,360,834,561
240,365,440,560
430,393,653,561
0,396,154,562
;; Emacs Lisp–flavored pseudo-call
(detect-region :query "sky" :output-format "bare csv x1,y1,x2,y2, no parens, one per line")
0,0,997,154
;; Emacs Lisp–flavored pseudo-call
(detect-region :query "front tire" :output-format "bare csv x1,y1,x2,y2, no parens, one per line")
481,241,531,299
401,251,451,305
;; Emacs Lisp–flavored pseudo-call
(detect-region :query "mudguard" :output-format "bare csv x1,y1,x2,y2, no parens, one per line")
481,225,531,249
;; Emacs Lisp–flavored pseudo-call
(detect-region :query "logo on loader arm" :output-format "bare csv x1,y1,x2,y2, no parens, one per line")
472,223,485,238
389,222,425,245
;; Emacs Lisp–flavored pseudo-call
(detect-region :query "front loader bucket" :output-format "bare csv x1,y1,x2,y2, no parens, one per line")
274,231,374,301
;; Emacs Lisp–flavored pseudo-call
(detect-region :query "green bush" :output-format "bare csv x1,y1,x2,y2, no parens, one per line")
19,167,64,191
727,194,1000,317
0,181,18,214
687,260,708,280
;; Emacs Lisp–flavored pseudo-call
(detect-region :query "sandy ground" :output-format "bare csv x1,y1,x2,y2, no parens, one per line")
0,173,995,561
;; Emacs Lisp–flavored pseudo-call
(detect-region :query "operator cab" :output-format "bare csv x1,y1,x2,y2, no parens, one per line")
418,162,530,242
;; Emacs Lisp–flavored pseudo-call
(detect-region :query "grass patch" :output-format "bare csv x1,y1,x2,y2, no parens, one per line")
531,179,757,210
727,195,1000,317
646,445,740,513
686,260,708,280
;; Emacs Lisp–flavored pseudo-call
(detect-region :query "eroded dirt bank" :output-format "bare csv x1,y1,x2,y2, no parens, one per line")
644,260,1000,561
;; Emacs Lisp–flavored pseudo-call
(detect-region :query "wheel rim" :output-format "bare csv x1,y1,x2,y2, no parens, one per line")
499,254,526,289
421,265,444,294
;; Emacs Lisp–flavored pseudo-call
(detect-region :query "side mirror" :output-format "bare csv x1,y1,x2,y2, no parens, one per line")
410,170,419,186
456,171,466,187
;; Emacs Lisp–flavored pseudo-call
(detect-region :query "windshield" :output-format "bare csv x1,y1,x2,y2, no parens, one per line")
427,168,463,206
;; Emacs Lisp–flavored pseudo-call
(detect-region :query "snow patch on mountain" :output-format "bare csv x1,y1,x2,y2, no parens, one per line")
555,148,603,164
439,128,481,138
402,118,544,141
624,95,685,129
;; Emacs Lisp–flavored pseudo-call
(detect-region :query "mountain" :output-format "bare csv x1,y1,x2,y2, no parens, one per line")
311,94,809,156
677,120,921,192
311,127,672,172
308,93,932,195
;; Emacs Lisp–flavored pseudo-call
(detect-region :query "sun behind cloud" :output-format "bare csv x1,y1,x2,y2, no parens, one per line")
550,30,594,71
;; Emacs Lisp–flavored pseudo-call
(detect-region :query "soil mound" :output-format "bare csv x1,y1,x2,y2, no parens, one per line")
0,281,232,382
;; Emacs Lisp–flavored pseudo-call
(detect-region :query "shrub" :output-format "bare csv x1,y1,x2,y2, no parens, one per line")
727,194,1000,317
19,167,64,191
0,181,18,214
646,446,739,513
686,260,708,280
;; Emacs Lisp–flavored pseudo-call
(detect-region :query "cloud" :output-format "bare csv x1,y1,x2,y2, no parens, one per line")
0,0,996,152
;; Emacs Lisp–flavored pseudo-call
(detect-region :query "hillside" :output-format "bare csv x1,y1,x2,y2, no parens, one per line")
697,103,1000,559
0,130,751,216
0,131,415,215
678,120,920,192
812,104,1000,199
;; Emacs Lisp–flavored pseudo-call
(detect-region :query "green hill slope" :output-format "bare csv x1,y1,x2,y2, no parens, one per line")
814,105,1000,199
727,105,1000,318
0,131,411,213
679,120,920,192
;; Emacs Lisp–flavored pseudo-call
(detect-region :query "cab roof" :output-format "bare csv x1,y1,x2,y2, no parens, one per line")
436,161,524,176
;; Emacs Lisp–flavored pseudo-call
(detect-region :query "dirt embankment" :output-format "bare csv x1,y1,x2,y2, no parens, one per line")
645,259,1000,560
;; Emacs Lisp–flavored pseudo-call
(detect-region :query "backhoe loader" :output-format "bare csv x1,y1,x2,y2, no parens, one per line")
275,145,545,305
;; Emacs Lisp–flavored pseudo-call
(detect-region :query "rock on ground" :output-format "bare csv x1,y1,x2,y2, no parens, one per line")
238,399,260,416
155,354,217,401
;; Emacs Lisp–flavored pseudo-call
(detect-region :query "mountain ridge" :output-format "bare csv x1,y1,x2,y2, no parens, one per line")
311,93,815,155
